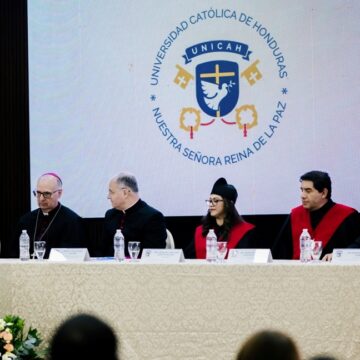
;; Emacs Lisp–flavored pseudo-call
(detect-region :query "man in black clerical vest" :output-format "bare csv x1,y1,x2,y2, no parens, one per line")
99,172,167,258
9,172,85,259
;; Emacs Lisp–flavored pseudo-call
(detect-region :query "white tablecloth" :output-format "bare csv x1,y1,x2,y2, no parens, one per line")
0,259,359,359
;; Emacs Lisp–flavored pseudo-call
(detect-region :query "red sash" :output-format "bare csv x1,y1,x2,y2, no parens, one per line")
291,204,355,259
194,222,255,259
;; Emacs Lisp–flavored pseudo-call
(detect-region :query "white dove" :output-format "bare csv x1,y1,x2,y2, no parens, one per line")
200,80,229,111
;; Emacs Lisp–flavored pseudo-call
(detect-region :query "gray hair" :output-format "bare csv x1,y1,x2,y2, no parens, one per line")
115,172,139,193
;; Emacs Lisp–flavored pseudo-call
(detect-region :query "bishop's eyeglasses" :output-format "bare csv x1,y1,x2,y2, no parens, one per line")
33,189,61,199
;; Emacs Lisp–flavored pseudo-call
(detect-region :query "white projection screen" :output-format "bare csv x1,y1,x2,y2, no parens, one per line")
28,0,360,217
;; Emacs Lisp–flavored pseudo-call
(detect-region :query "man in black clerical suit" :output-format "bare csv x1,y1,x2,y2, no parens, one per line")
272,170,360,261
9,172,85,259
98,172,167,257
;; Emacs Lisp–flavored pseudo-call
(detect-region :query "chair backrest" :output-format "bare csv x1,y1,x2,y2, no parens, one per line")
165,229,175,249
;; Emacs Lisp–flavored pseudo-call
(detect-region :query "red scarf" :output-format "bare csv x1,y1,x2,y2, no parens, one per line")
291,204,355,259
195,222,255,259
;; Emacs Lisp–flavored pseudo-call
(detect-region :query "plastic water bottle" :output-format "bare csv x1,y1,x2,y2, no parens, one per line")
305,236,313,262
206,229,217,263
19,229,30,261
114,229,125,262
299,228,311,263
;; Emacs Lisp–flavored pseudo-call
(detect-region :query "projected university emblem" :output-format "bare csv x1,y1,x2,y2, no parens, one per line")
150,9,288,166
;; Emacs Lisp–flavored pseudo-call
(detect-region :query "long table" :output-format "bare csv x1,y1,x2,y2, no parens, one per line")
0,260,359,359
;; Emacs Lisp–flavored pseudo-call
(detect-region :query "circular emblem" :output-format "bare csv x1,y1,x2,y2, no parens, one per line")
150,8,288,166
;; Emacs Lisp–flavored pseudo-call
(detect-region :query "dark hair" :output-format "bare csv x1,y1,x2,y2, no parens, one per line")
49,313,118,360
202,198,244,240
308,356,338,360
236,330,300,360
300,170,332,199
116,172,139,192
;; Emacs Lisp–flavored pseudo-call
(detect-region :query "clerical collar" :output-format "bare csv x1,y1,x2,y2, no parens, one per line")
122,199,141,214
34,203,62,243
40,203,61,217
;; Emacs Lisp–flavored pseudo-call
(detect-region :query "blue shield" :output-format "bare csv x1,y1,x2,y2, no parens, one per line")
196,61,239,117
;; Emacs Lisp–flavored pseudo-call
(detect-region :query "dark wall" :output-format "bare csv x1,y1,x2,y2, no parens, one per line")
1,0,30,256
0,0,287,257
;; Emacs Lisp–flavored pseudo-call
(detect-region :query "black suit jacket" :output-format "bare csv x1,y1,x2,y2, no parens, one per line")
99,199,167,257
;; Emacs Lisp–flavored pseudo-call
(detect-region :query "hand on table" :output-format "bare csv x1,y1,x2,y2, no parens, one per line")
322,253,332,262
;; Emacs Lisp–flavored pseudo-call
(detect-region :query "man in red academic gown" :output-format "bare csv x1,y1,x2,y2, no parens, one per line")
272,170,360,261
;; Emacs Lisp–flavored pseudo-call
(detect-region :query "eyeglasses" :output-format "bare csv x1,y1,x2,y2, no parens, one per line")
205,199,224,206
33,189,61,199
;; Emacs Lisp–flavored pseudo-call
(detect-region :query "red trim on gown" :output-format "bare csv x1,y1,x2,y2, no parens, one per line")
291,204,355,259
195,222,255,259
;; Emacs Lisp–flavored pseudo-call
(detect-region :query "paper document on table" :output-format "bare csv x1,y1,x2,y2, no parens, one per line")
140,249,185,263
49,248,90,262
227,249,272,264
332,249,360,263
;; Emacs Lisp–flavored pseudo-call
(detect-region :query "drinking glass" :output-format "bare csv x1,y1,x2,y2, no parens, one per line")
311,240,323,261
34,241,46,260
216,241,228,263
128,241,141,261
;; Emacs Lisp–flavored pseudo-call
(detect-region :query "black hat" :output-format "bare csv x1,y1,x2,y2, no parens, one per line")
211,178,238,203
